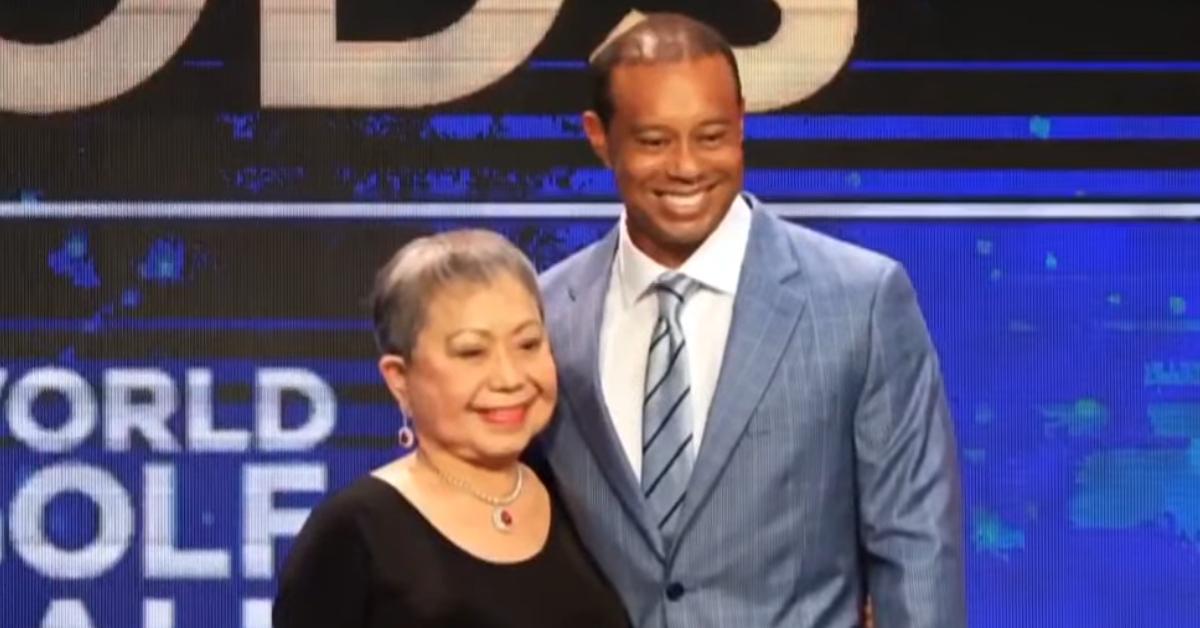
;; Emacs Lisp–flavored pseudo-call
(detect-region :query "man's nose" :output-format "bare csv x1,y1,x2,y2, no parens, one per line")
666,141,703,180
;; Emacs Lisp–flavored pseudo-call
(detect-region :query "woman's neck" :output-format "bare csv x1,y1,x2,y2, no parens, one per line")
414,445,522,498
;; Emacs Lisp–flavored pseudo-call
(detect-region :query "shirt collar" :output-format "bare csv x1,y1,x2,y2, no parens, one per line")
615,193,752,307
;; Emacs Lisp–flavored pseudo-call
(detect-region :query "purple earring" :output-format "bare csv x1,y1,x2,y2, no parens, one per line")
397,408,416,448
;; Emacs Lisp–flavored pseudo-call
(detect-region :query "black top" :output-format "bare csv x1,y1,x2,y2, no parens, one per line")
273,475,631,628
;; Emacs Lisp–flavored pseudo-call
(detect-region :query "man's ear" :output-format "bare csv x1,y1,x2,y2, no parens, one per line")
378,354,411,414
582,110,613,168
737,99,746,142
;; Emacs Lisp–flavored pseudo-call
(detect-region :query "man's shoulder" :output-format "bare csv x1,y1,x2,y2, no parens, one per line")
538,235,612,298
756,208,900,287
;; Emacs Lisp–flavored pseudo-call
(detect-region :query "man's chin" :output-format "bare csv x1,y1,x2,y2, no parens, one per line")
661,213,721,243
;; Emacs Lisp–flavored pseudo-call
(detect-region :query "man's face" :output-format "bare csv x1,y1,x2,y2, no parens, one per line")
584,54,744,268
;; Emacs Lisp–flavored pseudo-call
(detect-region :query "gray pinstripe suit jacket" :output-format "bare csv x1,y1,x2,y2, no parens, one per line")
538,198,966,628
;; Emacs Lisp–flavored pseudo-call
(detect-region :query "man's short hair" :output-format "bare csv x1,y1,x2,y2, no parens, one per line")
589,13,743,127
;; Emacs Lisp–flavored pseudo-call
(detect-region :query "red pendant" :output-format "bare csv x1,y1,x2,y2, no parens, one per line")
492,507,514,532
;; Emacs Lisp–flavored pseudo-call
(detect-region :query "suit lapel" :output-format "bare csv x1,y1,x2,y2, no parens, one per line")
672,204,808,552
555,228,666,559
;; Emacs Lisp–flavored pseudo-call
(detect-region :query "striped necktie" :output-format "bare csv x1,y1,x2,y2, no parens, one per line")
641,271,700,542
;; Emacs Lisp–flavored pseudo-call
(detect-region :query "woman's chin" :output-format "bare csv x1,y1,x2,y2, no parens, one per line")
468,435,533,464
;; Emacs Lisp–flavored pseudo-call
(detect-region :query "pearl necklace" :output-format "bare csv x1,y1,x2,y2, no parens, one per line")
417,451,524,533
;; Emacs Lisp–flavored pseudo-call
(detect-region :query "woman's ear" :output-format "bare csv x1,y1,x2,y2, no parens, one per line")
378,354,411,414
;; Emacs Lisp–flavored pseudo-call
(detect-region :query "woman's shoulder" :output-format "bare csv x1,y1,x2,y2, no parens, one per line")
298,475,398,539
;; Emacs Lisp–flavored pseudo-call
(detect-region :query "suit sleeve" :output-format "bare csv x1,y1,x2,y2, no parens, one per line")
852,262,967,628
273,498,371,628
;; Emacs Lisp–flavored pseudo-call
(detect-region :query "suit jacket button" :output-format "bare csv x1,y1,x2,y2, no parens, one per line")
665,582,686,601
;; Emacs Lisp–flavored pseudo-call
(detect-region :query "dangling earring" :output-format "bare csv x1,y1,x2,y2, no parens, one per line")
397,407,416,449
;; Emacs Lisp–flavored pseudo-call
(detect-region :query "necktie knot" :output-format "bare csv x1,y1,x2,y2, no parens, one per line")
652,272,700,320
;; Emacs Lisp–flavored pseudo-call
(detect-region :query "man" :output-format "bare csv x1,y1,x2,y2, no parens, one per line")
538,13,966,628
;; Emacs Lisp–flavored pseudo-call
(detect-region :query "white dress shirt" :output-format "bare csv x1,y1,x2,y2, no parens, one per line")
599,195,752,479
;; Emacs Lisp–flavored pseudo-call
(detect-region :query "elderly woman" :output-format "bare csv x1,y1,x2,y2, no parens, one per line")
273,230,629,627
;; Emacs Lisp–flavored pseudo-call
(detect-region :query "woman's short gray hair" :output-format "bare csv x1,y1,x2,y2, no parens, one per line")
371,229,543,359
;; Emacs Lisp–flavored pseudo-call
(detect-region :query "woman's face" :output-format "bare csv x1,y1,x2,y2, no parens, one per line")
382,273,557,464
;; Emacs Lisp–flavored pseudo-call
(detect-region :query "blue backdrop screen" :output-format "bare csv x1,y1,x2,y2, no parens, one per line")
1,218,1197,627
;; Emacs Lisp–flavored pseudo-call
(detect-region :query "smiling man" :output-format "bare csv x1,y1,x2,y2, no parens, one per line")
538,12,967,628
